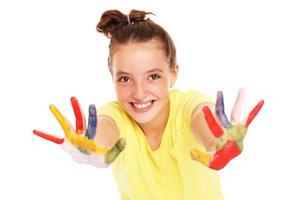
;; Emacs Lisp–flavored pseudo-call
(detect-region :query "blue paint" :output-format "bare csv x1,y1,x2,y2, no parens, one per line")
215,91,231,128
85,104,97,139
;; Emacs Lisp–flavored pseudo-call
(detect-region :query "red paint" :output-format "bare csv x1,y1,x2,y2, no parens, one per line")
71,97,84,134
202,106,224,138
33,130,64,144
209,140,241,170
245,100,264,127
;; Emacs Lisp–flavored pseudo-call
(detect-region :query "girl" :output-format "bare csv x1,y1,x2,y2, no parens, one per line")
33,9,263,200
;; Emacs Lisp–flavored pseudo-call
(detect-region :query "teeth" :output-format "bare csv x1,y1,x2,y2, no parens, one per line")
133,101,152,108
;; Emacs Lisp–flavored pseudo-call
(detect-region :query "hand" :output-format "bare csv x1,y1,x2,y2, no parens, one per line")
190,88,264,170
33,97,125,167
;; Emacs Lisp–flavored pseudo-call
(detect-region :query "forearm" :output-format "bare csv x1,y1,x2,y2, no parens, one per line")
191,103,219,152
95,115,120,148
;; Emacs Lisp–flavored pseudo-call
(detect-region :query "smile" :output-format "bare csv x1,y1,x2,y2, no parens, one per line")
130,100,155,113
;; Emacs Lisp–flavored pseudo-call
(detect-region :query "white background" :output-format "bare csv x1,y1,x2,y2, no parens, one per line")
1,0,299,199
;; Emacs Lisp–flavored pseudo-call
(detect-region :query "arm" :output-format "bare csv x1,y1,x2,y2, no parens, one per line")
191,103,219,152
95,115,120,148
94,115,126,164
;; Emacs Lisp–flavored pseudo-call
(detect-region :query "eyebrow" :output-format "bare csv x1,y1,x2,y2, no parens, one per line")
115,68,164,76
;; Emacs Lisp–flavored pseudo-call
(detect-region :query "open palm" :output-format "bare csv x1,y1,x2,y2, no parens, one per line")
191,89,264,170
33,97,125,167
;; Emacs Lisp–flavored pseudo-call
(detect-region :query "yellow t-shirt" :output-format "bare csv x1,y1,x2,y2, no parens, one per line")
98,89,224,200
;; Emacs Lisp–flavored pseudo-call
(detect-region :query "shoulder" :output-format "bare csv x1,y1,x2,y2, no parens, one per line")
98,101,125,116
169,88,214,105
97,101,128,128
169,88,215,127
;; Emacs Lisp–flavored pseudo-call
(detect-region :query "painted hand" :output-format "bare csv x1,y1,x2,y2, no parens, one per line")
33,97,125,168
190,89,264,170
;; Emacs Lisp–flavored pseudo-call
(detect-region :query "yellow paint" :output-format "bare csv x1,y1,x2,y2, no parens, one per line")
49,104,108,154
69,134,108,154
49,104,72,139
190,149,212,166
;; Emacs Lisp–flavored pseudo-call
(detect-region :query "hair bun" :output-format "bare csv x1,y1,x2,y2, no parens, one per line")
128,9,154,24
96,9,154,38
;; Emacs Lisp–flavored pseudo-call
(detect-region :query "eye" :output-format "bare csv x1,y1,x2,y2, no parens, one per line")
148,74,161,81
118,76,131,83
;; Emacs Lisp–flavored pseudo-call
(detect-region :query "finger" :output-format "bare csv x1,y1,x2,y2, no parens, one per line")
105,138,126,164
71,97,86,134
49,104,73,139
190,149,212,167
202,106,224,138
215,91,231,128
230,88,245,124
33,130,64,144
85,104,97,140
244,100,264,127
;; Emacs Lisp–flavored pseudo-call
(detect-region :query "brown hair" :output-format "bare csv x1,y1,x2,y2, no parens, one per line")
96,9,176,72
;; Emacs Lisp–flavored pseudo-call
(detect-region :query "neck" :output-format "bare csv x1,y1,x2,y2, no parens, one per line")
138,99,170,137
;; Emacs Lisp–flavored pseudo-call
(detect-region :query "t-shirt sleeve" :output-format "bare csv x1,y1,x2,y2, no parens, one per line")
97,101,126,138
182,90,215,128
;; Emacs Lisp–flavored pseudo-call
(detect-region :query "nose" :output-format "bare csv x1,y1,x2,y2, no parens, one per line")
132,82,148,101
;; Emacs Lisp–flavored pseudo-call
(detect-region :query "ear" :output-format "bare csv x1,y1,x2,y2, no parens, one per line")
170,64,179,88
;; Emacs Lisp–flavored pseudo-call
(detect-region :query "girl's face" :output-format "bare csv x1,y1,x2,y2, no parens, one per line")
111,40,178,125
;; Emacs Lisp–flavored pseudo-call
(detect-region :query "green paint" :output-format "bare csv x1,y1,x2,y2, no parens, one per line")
215,124,247,151
78,147,90,154
105,138,126,164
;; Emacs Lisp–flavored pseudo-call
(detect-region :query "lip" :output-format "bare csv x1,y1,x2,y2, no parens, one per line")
130,100,155,113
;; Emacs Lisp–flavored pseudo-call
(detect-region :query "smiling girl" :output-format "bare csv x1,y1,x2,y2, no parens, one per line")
34,9,263,200
95,10,223,199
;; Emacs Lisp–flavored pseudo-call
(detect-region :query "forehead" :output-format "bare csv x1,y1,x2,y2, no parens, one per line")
111,40,169,75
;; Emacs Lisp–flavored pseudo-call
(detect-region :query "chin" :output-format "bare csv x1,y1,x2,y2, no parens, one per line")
128,110,156,125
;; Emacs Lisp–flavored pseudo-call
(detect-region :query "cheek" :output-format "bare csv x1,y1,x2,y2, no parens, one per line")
150,80,170,97
115,85,130,101
157,78,170,89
